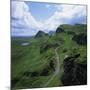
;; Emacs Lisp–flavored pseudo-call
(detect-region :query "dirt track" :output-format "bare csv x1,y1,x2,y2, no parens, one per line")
43,47,60,87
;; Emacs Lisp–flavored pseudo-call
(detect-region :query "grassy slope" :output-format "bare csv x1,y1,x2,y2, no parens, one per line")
11,24,87,89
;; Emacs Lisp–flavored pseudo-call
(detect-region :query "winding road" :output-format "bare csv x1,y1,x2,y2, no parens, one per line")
43,47,60,87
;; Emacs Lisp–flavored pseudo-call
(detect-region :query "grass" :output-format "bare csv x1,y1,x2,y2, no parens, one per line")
11,24,87,89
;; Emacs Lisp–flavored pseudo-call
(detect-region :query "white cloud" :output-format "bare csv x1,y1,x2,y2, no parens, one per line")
11,1,43,36
12,1,28,19
45,4,51,8
11,1,87,36
43,4,87,31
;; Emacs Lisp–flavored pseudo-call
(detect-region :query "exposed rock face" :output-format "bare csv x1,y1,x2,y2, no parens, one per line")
72,33,87,45
35,31,48,38
61,54,87,86
56,27,65,33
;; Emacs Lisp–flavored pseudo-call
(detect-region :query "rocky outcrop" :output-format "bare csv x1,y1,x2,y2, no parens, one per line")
35,31,48,38
56,27,65,33
72,33,87,45
61,54,87,86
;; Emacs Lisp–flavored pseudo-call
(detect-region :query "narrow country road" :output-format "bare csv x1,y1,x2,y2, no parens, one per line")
43,47,60,87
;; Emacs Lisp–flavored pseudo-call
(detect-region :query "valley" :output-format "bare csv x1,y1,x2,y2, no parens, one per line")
11,24,87,89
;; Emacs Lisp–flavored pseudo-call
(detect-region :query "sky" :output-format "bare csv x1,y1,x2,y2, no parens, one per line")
11,1,87,36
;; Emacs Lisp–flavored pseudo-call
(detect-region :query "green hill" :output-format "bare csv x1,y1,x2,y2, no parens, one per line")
35,30,48,38
59,24,87,34
11,24,87,89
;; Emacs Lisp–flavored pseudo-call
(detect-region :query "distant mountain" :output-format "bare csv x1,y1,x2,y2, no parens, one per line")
35,31,48,38
11,36,34,40
48,31,55,36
